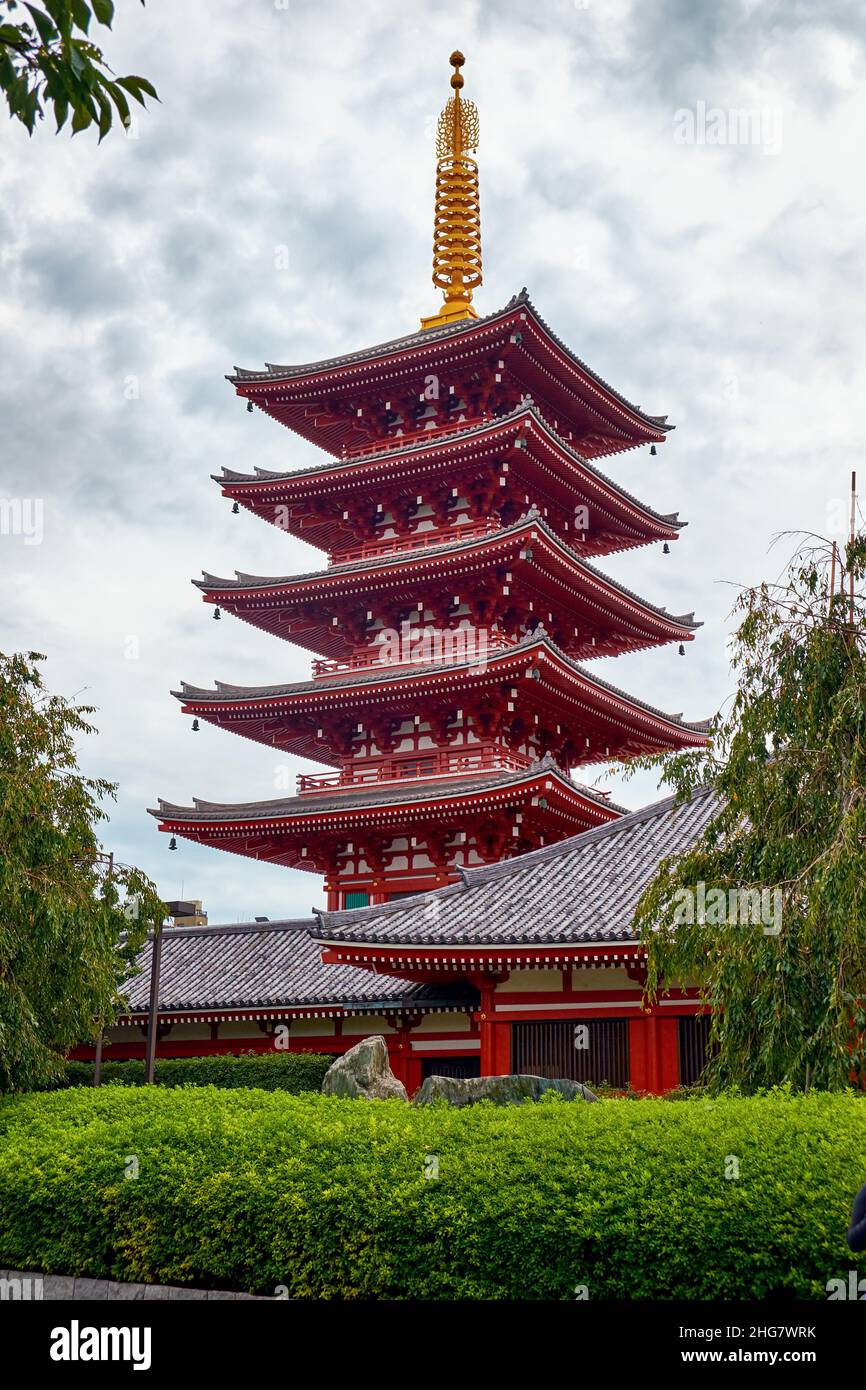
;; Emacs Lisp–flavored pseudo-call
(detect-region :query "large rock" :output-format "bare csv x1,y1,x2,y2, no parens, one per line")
321,1036,408,1101
413,1073,597,1107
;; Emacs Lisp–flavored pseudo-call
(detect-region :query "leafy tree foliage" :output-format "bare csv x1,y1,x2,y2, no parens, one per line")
0,650,163,1092
630,535,866,1092
0,1,157,140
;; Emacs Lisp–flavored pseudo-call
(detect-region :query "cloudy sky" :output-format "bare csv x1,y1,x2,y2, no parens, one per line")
3,0,865,923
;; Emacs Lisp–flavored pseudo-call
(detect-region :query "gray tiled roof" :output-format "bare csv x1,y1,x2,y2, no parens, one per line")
215,402,682,528
173,630,710,736
227,290,672,435
150,758,624,823
194,510,700,631
313,786,721,946
121,919,475,1013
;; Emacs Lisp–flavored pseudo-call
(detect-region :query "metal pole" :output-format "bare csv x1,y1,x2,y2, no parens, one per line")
829,542,837,617
144,927,163,1085
93,850,114,1087
850,471,857,628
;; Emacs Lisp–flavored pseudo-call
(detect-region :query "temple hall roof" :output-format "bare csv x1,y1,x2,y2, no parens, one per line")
313,786,721,947
120,919,476,1015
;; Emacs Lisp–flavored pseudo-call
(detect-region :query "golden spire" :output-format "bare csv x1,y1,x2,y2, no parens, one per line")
420,51,482,331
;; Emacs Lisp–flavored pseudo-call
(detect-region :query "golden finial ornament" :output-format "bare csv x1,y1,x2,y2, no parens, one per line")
420,51,482,330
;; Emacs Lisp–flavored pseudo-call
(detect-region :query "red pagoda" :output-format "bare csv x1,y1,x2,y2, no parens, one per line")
152,52,707,912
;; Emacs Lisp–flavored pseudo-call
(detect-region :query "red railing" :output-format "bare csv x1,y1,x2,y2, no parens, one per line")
328,515,500,567
311,628,515,679
341,413,493,462
297,746,532,795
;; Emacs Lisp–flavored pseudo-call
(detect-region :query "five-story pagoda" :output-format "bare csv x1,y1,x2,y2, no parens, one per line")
152,53,708,909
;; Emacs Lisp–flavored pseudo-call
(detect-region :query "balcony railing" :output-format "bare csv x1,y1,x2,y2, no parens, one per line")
297,746,532,795
341,412,492,462
329,515,500,567
311,627,515,679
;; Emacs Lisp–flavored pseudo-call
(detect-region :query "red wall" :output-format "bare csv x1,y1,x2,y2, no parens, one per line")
71,1010,693,1094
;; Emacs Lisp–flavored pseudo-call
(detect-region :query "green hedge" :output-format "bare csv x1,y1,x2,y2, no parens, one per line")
51,1052,331,1094
0,1087,864,1299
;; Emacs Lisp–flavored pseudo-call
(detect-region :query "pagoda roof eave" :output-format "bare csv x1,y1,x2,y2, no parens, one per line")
227,290,672,452
172,631,711,742
149,757,624,827
194,510,701,635
213,402,685,540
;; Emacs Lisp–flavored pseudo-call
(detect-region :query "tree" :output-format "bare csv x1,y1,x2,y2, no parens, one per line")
629,532,866,1092
0,1,157,140
0,650,164,1092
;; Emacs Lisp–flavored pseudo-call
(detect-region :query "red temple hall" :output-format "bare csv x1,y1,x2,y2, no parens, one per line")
134,54,711,1092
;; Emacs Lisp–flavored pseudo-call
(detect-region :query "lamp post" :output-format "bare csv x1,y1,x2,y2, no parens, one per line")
144,925,163,1085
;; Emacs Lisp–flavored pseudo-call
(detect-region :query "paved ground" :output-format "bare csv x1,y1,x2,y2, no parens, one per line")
0,1268,266,1300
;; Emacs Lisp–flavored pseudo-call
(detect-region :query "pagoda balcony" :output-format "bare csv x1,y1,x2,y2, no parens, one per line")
296,746,534,794
328,516,500,566
311,627,515,678
340,411,493,461
195,512,700,662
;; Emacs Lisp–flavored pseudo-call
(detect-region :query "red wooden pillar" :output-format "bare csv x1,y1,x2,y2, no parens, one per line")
657,1017,680,1091
478,1021,493,1076
628,1015,650,1092
403,1054,422,1096
387,1018,423,1094
647,1014,661,1091
491,1021,511,1076
628,1012,680,1093
470,972,509,1077
476,980,497,1076
389,1045,408,1085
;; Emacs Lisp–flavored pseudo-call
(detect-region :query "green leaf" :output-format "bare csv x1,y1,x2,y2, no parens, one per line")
0,51,17,88
116,72,158,104
70,101,92,132
20,83,40,131
24,4,58,45
42,0,68,36
70,45,101,90
103,76,129,126
71,0,92,34
7,71,29,117
93,84,112,141
92,0,115,26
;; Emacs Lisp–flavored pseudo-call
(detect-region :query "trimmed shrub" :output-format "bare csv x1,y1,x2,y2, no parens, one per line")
50,1052,331,1094
0,1087,864,1299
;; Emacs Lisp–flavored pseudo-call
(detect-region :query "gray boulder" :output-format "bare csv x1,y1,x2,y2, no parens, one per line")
413,1073,597,1107
321,1035,408,1101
